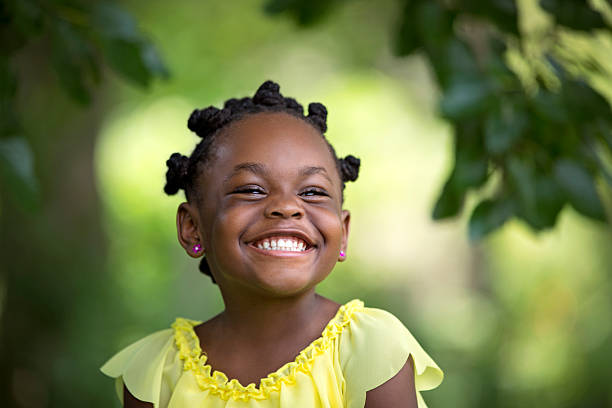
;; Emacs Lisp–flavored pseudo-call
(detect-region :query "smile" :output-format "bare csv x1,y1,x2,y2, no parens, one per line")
246,233,315,257
252,236,310,252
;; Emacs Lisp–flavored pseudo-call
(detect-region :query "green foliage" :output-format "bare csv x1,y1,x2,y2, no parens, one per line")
266,0,612,240
0,0,168,210
263,0,345,25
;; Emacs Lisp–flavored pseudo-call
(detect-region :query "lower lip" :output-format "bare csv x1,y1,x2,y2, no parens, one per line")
247,243,315,257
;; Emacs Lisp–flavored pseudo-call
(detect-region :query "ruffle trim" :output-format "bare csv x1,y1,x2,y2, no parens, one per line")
172,299,364,401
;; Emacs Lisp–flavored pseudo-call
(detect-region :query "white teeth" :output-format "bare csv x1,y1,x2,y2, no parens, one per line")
252,237,309,252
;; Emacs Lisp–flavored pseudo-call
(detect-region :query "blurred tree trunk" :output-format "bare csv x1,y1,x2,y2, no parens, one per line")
0,42,114,407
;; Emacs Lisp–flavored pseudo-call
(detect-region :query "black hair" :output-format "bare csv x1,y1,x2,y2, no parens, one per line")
164,80,360,282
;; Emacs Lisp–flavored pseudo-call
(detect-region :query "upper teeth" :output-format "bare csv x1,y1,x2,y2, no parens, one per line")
254,237,308,252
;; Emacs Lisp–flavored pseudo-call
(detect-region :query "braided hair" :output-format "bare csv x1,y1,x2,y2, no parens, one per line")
164,80,361,282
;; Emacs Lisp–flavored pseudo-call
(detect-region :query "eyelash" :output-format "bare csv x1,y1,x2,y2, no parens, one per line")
300,188,329,197
231,186,329,197
233,186,266,195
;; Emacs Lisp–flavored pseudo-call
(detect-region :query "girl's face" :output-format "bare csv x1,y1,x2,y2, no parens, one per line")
178,112,350,298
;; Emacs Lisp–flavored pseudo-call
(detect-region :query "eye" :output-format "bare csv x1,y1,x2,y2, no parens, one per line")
300,187,329,198
232,185,266,195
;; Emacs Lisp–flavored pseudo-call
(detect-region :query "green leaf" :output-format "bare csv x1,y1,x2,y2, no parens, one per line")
469,196,515,241
440,76,493,120
485,104,527,155
416,2,454,51
263,0,342,25
460,0,520,35
432,174,465,219
453,122,489,190
531,90,568,124
50,21,97,104
92,3,142,41
101,37,152,87
0,136,39,211
141,41,170,79
0,58,19,136
540,0,607,30
394,0,422,56
562,80,612,123
554,158,606,221
93,3,168,86
507,159,565,230
507,157,537,218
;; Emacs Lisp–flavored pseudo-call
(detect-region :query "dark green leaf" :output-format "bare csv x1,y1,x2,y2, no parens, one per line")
454,121,489,189
432,174,466,219
440,76,493,120
540,0,607,30
0,136,39,211
485,104,527,155
459,0,520,35
416,2,454,51
92,3,141,41
531,90,568,124
263,0,342,25
507,156,537,218
101,38,151,87
469,196,515,241
554,158,607,221
50,21,97,104
531,175,566,229
562,80,612,123
141,41,170,79
394,0,422,56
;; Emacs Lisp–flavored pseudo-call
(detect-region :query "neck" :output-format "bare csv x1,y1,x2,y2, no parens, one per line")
216,288,329,344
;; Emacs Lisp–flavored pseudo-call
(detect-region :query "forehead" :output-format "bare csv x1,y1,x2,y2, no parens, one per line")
210,112,338,177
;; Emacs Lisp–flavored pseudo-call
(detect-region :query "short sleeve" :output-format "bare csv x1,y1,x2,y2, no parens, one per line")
100,328,182,408
340,307,444,408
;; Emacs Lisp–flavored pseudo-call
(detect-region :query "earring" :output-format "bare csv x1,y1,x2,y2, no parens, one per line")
339,250,345,257
193,243,202,253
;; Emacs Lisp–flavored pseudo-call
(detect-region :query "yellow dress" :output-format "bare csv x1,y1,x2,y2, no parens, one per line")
100,300,443,408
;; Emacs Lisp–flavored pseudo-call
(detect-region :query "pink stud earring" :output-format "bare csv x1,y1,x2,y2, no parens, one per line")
339,250,345,257
193,244,202,253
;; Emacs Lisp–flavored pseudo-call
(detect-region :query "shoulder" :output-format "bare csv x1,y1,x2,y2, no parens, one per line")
339,303,444,407
100,319,193,406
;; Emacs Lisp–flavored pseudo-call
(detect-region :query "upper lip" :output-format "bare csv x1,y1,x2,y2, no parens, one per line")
246,229,315,247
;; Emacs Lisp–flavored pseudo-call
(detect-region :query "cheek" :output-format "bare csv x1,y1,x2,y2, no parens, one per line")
312,209,345,246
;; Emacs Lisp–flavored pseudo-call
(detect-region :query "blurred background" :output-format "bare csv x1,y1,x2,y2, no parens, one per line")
1,0,612,407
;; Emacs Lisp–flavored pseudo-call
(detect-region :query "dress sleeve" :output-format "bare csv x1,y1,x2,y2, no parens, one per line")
340,307,444,408
100,328,182,408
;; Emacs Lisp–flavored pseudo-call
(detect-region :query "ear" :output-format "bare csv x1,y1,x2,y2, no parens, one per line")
338,210,351,262
177,202,205,258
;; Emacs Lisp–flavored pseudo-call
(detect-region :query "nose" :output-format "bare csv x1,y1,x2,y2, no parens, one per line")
264,192,304,219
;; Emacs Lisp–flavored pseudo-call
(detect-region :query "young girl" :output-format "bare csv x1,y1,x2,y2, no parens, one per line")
100,81,444,408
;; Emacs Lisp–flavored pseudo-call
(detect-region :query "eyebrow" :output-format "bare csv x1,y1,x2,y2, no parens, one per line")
224,162,333,183
224,162,268,183
299,166,332,183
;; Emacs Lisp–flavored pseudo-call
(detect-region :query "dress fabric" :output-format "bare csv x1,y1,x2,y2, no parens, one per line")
100,300,443,408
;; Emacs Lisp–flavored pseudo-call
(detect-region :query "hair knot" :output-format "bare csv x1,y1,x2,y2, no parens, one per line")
307,102,327,133
339,155,360,182
164,153,190,195
253,80,285,106
188,107,234,138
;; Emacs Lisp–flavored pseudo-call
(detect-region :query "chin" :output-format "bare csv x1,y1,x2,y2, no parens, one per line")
251,269,325,297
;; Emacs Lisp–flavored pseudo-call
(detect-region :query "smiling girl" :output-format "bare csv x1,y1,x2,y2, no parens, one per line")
100,81,443,408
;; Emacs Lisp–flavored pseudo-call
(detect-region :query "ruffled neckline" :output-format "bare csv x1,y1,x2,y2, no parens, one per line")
172,299,364,401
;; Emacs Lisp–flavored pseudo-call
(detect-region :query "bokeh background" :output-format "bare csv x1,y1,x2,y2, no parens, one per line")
1,0,612,407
